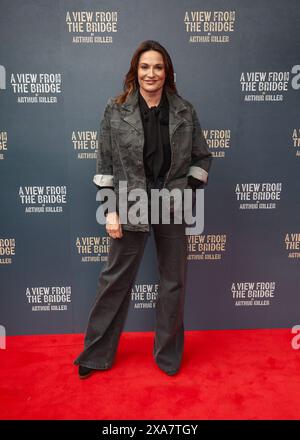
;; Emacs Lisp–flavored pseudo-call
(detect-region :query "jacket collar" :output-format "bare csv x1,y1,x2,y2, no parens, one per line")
120,87,188,135
121,87,187,113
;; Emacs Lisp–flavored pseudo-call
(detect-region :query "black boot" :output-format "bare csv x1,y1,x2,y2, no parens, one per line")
78,365,95,379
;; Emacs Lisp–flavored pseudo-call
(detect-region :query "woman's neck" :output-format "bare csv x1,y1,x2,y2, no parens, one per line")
139,87,163,108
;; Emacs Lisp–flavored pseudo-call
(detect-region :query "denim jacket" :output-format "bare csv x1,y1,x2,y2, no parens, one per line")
93,88,213,232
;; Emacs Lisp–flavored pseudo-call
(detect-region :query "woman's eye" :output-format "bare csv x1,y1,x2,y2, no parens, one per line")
140,66,163,70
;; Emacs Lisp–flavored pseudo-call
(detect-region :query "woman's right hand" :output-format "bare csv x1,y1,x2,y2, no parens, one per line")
106,212,123,239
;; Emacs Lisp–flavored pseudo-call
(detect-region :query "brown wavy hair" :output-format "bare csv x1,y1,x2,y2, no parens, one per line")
113,40,179,105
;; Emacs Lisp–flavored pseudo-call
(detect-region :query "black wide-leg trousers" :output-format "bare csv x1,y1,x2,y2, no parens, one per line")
74,179,189,374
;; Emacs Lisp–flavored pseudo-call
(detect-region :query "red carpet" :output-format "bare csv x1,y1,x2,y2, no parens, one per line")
0,328,299,420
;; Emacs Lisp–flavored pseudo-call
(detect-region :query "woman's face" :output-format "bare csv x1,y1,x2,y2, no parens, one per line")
137,50,166,94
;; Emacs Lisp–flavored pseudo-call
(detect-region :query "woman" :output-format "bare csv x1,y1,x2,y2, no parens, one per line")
74,40,212,378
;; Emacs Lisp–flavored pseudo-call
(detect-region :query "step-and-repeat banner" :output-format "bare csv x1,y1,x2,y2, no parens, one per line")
0,0,299,335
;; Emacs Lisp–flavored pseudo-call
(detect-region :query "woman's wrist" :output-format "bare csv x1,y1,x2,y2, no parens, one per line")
106,211,119,223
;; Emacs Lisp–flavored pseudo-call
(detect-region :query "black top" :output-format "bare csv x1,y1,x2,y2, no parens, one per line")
138,88,171,182
138,89,203,190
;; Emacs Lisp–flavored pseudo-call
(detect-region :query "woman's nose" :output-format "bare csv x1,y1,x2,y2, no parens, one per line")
147,68,155,77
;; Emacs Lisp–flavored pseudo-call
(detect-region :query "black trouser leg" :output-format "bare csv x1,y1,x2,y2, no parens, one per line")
152,219,188,373
74,230,148,370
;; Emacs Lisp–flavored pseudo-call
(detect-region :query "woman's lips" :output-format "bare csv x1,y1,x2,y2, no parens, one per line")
145,80,156,84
